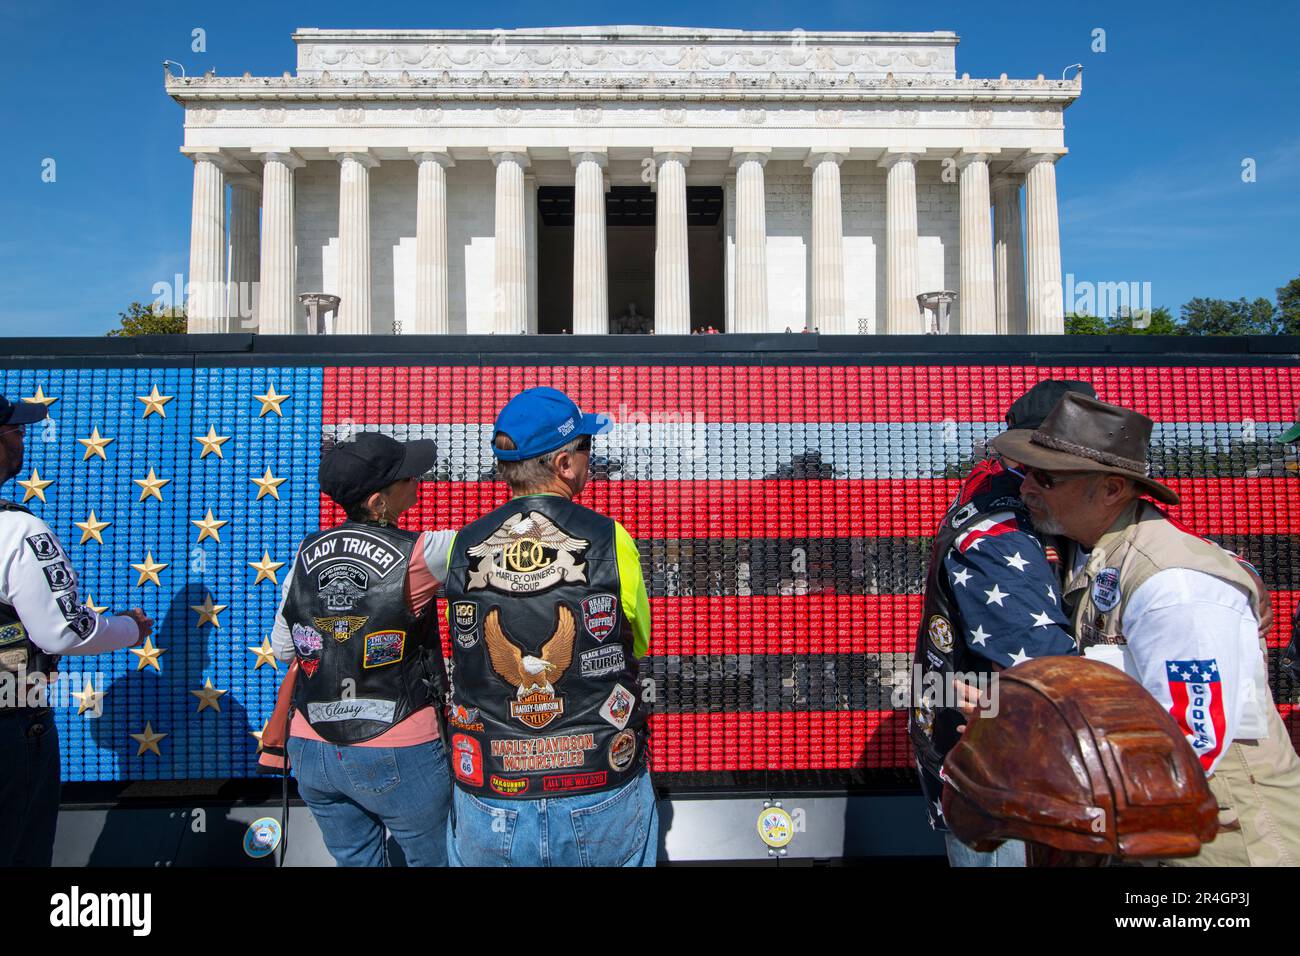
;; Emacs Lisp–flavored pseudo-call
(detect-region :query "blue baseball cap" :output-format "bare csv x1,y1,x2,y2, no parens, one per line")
491,387,610,461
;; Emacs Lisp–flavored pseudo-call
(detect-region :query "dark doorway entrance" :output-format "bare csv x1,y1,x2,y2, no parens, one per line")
536,185,725,333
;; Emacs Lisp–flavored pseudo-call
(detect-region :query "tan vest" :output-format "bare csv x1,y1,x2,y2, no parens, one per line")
1063,499,1271,741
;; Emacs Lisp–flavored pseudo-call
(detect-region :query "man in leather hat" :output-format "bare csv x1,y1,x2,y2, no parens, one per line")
0,394,153,866
909,380,1092,867
269,431,455,866
991,392,1300,866
443,387,657,867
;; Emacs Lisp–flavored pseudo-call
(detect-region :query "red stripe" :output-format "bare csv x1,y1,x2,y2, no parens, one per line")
956,518,1019,554
323,365,1300,424
1270,592,1298,648
646,710,911,771
325,477,1300,538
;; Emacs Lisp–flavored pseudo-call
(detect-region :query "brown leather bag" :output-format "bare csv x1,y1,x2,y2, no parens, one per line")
941,656,1220,861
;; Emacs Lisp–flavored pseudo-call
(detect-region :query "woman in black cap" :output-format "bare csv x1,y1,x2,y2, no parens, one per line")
268,431,455,866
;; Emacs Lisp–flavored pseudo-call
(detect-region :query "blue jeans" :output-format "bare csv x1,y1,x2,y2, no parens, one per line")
288,736,451,867
944,832,1026,867
448,768,659,867
0,710,59,867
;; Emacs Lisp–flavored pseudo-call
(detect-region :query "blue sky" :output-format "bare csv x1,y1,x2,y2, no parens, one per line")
1,0,1296,336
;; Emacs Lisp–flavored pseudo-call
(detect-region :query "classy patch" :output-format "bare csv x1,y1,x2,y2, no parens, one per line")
581,593,618,642
485,605,575,729
314,615,368,644
490,733,596,773
453,733,483,787
598,684,636,731
363,630,405,669
317,564,368,613
927,615,955,654
607,730,637,772
466,511,589,594
24,533,59,561
1092,567,1122,613
579,645,625,679
306,698,396,724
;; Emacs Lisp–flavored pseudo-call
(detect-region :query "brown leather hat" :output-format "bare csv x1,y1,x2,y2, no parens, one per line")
941,656,1219,860
990,392,1179,505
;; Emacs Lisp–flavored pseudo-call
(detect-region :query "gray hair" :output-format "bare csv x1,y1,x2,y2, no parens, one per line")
494,434,585,493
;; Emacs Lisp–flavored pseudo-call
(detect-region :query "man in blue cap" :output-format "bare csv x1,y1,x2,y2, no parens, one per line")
442,387,657,866
0,395,152,865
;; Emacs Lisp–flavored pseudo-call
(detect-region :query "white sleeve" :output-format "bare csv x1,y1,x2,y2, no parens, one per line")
1122,568,1258,775
269,545,299,662
420,529,456,590
0,511,139,656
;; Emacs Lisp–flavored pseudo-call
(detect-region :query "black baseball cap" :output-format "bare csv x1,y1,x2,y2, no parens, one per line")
0,395,50,427
1005,379,1097,432
318,432,437,507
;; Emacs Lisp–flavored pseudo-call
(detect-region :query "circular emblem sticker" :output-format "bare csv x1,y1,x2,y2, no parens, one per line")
243,817,282,859
757,807,794,849
607,730,637,771
927,615,955,654
1092,567,1122,613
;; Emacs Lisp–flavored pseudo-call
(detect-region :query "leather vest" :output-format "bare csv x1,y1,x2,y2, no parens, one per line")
444,494,647,799
909,467,1057,827
0,499,59,711
283,520,445,744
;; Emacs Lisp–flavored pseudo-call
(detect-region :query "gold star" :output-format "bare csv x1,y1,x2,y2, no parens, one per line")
253,384,289,418
247,637,278,671
130,636,166,672
74,510,111,545
22,385,58,408
84,593,108,614
190,593,228,629
248,551,285,586
71,678,103,716
190,678,227,714
194,425,231,459
137,385,173,418
76,426,114,461
130,722,167,757
251,466,287,501
18,469,52,504
251,721,268,752
191,509,228,544
134,467,171,502
131,552,168,587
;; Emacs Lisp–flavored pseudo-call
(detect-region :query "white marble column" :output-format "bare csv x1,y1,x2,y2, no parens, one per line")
879,150,922,334
252,149,303,334
1023,150,1066,334
409,148,454,334
731,148,771,333
806,150,848,334
654,148,692,334
330,147,379,334
490,148,529,334
957,150,997,334
181,147,228,333
992,174,1028,335
571,148,609,334
227,175,260,333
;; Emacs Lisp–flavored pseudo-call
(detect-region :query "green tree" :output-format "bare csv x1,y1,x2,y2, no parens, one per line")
107,302,187,337
1106,306,1178,334
1065,312,1108,334
1275,277,1300,335
1180,296,1277,335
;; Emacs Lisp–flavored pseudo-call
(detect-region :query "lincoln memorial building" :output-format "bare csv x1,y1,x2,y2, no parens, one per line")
167,26,1081,335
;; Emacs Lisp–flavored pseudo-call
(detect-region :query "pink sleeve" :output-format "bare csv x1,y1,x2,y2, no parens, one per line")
407,531,439,616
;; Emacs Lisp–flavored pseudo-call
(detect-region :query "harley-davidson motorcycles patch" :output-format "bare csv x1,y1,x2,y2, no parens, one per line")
484,605,575,730
465,511,589,594
580,593,617,642
362,630,405,669
490,733,596,773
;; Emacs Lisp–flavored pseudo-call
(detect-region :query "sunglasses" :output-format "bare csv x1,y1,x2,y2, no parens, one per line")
1024,467,1093,490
